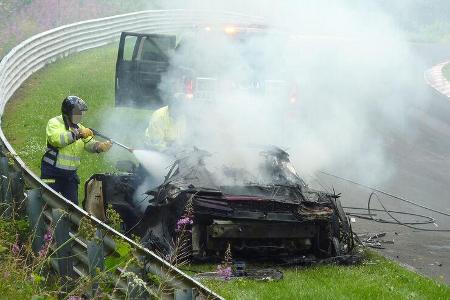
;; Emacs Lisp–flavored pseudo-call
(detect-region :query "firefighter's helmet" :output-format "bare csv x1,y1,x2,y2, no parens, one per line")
61,96,88,125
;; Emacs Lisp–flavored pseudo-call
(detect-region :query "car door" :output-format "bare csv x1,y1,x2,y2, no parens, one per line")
115,32,176,108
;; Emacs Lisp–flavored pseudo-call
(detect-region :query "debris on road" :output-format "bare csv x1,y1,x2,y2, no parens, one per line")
359,232,395,249
195,266,284,281
281,254,363,266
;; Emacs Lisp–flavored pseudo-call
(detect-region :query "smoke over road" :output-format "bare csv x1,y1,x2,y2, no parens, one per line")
135,1,428,186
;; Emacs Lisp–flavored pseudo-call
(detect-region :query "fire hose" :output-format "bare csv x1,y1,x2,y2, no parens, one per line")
91,128,134,152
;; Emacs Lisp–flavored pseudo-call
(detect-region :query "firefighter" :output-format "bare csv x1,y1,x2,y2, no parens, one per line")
41,96,112,205
144,104,186,152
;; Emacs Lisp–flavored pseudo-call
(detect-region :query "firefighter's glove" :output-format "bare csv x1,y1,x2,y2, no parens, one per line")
97,141,113,153
74,128,93,139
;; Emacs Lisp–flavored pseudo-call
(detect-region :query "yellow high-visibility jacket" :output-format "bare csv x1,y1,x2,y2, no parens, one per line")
144,106,186,151
42,115,98,171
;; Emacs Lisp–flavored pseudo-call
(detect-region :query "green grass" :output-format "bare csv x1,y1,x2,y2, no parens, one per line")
2,43,450,299
2,43,151,200
0,219,58,300
186,252,450,299
443,63,450,82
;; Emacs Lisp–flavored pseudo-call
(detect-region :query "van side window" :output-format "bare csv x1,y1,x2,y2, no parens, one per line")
123,36,137,61
141,36,171,61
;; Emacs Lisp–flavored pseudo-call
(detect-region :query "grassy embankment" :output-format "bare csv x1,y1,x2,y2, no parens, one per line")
2,44,450,299
2,43,150,198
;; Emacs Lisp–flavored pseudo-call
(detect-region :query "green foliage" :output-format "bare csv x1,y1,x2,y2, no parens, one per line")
0,219,56,299
115,240,132,257
78,216,96,241
407,21,450,43
15,219,30,236
148,273,163,286
0,214,141,298
104,240,131,270
31,295,56,300
106,204,123,232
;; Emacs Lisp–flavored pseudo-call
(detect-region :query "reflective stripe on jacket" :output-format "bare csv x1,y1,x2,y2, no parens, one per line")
43,115,98,171
144,106,186,151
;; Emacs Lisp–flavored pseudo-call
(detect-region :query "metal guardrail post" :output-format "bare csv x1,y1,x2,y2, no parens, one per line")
52,208,74,278
175,288,194,300
0,156,10,217
126,272,147,300
10,169,24,209
27,188,46,253
0,156,8,175
87,229,105,297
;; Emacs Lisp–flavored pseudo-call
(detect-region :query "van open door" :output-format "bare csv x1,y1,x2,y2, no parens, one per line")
115,32,176,108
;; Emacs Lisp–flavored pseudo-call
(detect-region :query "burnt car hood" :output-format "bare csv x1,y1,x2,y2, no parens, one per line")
146,146,339,223
154,182,335,224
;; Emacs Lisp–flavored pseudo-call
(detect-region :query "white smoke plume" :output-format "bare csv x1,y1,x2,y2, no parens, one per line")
144,1,426,186
101,1,428,187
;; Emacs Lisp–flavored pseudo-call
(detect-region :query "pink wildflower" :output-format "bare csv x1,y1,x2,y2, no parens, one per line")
38,230,53,258
11,242,20,256
11,234,21,256
176,216,193,231
217,265,232,280
44,231,53,242
38,247,47,258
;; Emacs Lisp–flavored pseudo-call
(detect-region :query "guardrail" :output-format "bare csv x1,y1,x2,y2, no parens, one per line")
0,9,263,299
424,61,450,98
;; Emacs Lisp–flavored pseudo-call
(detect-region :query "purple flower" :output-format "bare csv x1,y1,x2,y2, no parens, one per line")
37,230,54,258
38,247,47,258
68,296,83,300
44,231,53,242
176,216,193,231
217,265,232,280
38,240,51,258
11,242,20,256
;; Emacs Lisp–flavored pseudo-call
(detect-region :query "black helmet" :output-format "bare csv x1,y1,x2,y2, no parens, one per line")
61,96,88,125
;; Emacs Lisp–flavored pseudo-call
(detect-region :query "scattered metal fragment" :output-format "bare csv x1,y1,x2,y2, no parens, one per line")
194,268,283,281
281,254,363,266
428,261,443,267
359,232,395,249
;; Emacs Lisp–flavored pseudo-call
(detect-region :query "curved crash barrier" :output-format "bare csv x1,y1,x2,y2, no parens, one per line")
424,61,450,98
0,9,262,299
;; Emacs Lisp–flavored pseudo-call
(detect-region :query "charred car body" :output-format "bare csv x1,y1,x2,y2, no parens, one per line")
84,147,354,261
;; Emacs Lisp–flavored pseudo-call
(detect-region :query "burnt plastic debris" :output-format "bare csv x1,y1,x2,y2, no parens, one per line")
194,268,284,281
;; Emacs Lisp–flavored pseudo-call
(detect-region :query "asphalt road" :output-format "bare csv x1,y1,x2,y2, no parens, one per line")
314,43,450,284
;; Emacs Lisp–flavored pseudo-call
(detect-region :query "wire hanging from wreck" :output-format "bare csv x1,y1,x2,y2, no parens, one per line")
320,171,450,232
320,171,450,217
364,192,450,232
344,205,435,225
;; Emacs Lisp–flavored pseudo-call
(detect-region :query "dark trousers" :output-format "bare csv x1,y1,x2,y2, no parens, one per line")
41,158,80,205
48,177,79,205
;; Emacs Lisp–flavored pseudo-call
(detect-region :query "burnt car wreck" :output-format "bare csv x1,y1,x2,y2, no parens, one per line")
84,147,355,262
